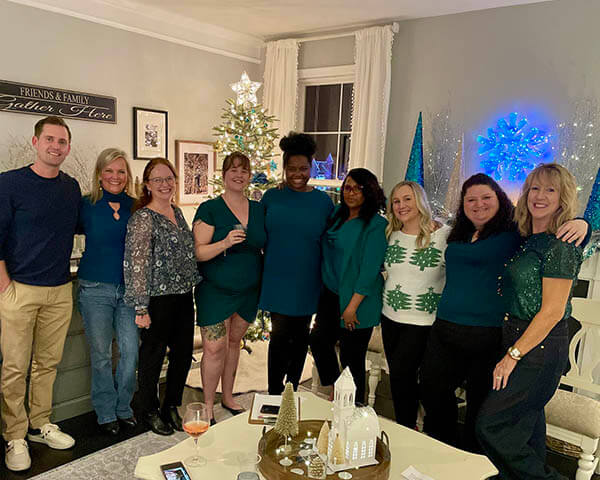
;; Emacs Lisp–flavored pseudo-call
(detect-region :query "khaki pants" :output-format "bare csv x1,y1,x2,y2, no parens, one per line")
0,280,72,440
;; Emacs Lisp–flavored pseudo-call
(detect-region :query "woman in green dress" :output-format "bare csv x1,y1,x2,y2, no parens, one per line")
192,152,266,423
476,164,583,479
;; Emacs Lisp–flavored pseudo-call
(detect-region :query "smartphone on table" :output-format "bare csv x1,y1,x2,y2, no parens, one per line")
160,462,192,480
259,404,280,416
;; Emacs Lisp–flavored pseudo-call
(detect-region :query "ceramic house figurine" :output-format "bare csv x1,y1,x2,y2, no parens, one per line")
327,367,380,471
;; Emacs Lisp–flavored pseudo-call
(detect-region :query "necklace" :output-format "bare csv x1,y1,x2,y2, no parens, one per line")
108,201,120,221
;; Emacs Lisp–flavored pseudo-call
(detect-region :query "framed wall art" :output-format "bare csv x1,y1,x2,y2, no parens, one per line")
175,140,216,205
133,107,168,159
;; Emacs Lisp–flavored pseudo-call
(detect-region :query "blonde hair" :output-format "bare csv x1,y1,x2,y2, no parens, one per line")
89,148,134,204
385,181,435,248
514,163,579,236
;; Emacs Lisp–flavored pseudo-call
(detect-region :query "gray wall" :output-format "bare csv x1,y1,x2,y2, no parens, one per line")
0,0,260,222
385,0,600,201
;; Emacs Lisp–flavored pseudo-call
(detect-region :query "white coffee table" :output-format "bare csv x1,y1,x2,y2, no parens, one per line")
134,392,498,479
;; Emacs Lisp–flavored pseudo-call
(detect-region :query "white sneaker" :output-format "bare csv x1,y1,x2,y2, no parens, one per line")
27,423,75,450
5,439,31,471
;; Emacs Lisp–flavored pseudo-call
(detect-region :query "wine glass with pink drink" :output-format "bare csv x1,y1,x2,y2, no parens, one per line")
183,402,210,468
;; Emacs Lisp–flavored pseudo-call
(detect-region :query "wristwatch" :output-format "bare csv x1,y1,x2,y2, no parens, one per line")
508,346,522,361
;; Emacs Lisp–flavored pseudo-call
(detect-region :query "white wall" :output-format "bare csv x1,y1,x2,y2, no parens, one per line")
0,0,260,222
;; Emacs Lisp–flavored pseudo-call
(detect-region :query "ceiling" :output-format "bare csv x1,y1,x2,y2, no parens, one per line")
7,0,552,61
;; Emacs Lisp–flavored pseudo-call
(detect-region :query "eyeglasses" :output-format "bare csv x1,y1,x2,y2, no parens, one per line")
343,184,363,194
148,176,175,185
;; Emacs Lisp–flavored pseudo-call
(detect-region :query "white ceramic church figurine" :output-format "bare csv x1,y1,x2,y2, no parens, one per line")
327,367,380,472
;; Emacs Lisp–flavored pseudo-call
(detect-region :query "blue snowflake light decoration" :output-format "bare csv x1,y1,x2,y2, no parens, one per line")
310,153,334,180
477,112,550,181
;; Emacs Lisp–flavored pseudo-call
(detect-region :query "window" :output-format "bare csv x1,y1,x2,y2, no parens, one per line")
298,65,354,188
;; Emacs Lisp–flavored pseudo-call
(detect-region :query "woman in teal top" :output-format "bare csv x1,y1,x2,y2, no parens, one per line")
260,133,333,395
477,164,583,479
310,168,388,405
193,152,266,423
77,148,138,436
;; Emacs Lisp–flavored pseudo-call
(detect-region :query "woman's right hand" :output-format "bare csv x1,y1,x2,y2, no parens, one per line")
135,313,151,329
224,228,246,248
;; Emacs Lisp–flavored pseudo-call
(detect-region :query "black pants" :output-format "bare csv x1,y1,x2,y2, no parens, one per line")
309,287,373,405
476,318,569,480
381,314,431,428
138,291,195,414
268,312,312,395
420,318,502,452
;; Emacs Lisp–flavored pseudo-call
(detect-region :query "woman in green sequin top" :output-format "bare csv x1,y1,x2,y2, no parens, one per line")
476,164,583,479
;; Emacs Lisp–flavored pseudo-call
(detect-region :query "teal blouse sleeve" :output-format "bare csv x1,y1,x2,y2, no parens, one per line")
541,239,582,280
194,200,214,226
354,216,388,296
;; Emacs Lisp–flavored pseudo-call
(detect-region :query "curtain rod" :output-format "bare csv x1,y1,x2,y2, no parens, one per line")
297,22,399,43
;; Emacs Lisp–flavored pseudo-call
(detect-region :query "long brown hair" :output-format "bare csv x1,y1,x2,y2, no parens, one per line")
134,157,178,212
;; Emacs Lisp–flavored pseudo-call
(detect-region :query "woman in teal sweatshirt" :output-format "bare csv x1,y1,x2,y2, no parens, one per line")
309,168,388,405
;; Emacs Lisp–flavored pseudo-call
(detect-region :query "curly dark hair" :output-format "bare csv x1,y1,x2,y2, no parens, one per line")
447,173,515,243
279,131,316,168
329,168,386,230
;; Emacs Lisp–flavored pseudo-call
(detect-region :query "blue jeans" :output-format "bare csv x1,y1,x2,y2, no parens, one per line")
78,280,139,424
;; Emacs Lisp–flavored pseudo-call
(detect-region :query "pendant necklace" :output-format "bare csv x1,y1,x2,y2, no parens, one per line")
108,202,121,221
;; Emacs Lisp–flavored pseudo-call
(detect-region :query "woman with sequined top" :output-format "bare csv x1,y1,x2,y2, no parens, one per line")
124,158,200,436
419,173,588,453
476,164,583,479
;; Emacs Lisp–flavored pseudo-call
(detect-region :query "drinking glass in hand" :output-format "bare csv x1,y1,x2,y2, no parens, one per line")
183,402,210,468
233,224,247,233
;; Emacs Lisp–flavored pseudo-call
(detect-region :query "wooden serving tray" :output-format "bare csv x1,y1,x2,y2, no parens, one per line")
257,420,391,480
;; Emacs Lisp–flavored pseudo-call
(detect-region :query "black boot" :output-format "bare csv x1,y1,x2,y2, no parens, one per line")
161,406,183,432
143,410,173,436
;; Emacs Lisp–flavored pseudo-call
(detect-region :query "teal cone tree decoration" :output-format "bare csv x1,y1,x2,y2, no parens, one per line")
583,167,600,260
405,112,424,187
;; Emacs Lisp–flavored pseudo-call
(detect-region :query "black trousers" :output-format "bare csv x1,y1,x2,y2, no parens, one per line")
138,291,195,414
309,287,373,405
381,314,431,428
476,318,569,480
420,318,502,452
268,312,312,395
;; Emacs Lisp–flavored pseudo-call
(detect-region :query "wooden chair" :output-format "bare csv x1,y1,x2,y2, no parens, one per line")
545,297,600,480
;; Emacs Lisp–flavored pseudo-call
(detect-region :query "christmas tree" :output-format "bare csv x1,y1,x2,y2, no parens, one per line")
273,382,298,448
316,421,330,455
384,240,407,267
211,72,279,343
331,434,345,465
415,287,442,314
212,71,280,200
385,285,411,311
308,454,326,479
409,242,442,271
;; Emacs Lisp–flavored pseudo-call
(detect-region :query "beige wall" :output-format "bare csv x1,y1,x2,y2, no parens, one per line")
0,0,260,222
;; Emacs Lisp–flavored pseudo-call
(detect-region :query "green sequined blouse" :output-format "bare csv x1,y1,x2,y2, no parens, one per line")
502,233,583,322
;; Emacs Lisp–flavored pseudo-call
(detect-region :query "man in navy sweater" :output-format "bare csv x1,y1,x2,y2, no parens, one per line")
0,116,81,471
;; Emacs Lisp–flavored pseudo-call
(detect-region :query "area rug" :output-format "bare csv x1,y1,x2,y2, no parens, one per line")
186,339,314,393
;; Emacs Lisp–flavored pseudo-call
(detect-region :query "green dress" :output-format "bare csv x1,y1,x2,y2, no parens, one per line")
193,196,266,326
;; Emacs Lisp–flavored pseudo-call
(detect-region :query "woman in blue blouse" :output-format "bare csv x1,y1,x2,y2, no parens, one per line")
309,168,388,405
260,133,333,395
476,164,583,479
78,148,137,436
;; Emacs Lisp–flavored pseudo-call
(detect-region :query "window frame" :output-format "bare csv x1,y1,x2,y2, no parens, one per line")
297,65,355,188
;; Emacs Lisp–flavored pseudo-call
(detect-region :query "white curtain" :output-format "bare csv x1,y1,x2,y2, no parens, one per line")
349,26,394,180
262,39,299,173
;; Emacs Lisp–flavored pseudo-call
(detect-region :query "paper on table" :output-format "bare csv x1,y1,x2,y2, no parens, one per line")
402,465,435,480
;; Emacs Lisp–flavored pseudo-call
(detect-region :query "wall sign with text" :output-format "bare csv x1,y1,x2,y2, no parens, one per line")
0,80,117,124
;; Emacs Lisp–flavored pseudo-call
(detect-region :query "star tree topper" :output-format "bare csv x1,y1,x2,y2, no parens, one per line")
230,71,262,107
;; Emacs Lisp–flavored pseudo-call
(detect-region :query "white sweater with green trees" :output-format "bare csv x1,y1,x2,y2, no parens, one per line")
382,225,450,326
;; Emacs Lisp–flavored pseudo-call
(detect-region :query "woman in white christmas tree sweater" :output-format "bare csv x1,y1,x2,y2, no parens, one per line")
381,181,450,428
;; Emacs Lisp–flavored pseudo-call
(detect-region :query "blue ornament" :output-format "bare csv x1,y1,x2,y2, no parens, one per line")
252,172,268,184
269,160,277,171
477,112,550,181
405,112,424,186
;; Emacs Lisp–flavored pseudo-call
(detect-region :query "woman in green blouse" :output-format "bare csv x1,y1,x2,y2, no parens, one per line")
309,168,388,405
476,164,583,479
192,152,266,424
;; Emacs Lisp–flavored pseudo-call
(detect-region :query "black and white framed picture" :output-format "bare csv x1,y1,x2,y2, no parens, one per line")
133,107,168,159
175,140,216,205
